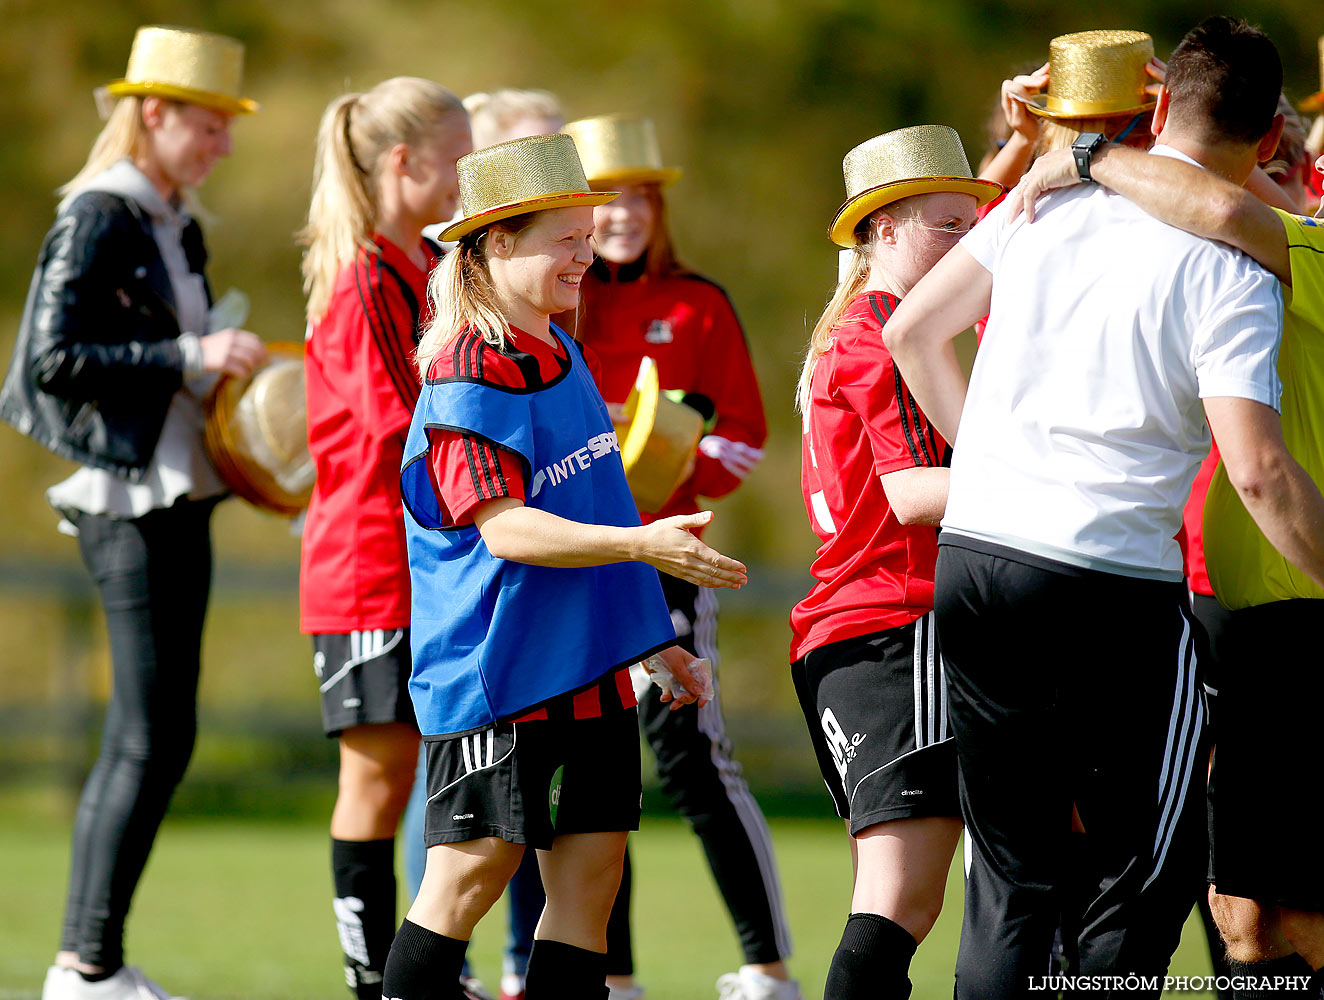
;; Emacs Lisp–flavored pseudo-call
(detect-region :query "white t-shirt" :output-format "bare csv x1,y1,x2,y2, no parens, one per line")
945,145,1283,580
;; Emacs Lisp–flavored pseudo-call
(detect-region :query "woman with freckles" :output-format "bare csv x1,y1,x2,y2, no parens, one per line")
380,133,747,1000
560,113,794,1000
791,126,998,1000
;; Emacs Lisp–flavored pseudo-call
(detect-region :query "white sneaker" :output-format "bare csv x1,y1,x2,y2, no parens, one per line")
716,967,803,1000
41,965,185,1000
460,974,496,1000
606,986,645,1000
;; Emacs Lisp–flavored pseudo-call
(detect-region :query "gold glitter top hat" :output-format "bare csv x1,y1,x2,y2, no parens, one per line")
1300,36,1324,113
204,342,314,516
828,125,1001,248
105,26,258,115
562,115,682,188
1028,30,1156,120
440,133,619,242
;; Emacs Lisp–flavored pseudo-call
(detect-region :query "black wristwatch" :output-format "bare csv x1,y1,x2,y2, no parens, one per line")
1071,132,1108,183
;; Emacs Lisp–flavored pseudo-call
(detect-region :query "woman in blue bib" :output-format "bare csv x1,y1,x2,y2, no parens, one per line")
381,132,748,1000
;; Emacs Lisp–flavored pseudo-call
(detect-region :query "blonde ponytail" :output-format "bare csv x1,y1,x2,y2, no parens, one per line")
796,246,871,413
59,98,148,198
299,77,465,323
415,214,541,377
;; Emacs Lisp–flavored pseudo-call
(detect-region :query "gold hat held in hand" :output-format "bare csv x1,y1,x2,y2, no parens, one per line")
205,343,314,516
105,25,259,115
617,358,704,514
829,125,1001,248
440,133,618,242
562,115,682,188
1028,29,1157,120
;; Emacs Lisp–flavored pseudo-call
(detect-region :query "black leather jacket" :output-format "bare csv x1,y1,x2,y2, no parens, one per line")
0,190,210,480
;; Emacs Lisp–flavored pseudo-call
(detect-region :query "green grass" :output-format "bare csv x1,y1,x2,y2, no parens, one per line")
0,789,1220,999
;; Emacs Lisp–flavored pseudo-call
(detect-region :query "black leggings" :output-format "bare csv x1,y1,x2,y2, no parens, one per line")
59,499,215,970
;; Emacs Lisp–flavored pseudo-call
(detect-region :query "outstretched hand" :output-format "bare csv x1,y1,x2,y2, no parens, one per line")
637,510,747,589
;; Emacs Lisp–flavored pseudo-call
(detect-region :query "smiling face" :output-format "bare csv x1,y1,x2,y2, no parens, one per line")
591,182,656,264
143,99,234,191
488,205,597,321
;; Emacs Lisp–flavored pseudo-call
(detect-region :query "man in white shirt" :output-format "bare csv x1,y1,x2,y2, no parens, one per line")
882,17,1324,999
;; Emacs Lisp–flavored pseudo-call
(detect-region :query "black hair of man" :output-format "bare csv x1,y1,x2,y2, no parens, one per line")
1165,16,1282,146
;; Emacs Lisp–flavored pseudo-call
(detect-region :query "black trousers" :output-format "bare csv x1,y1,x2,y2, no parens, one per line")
936,540,1207,1000
605,573,792,973
59,498,216,969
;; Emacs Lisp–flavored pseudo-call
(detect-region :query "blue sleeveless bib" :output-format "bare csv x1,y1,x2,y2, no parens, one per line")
401,325,675,736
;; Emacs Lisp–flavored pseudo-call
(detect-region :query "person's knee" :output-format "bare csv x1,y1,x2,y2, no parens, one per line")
338,730,419,818
1209,886,1288,962
856,875,947,944
105,717,196,785
417,840,523,930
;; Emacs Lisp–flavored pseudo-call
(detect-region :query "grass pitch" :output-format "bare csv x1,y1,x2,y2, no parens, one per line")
0,789,1217,999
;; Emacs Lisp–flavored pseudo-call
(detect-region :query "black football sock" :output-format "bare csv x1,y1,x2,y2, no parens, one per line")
1228,955,1315,998
381,919,468,1000
332,837,397,999
524,938,608,1000
823,912,918,1000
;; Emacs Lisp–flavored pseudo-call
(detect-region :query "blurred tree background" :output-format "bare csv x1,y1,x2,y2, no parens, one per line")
1,0,1320,810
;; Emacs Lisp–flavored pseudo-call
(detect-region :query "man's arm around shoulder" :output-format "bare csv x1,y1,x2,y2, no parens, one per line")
1013,146,1292,283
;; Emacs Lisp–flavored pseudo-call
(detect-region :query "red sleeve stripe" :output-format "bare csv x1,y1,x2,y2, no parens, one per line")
480,439,509,495
459,435,511,501
869,295,931,468
903,384,937,466
373,255,424,404
892,367,932,467
460,434,487,499
355,252,420,411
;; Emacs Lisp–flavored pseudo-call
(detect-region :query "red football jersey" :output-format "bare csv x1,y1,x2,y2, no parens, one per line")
300,236,432,634
1182,441,1220,597
422,322,630,721
790,291,948,662
564,258,768,523
425,324,602,525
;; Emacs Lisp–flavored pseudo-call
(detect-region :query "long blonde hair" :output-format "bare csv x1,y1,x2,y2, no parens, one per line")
797,246,869,414
797,199,931,413
59,98,149,198
299,77,465,322
415,213,540,377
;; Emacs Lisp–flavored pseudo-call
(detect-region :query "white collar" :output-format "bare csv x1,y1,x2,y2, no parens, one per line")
1149,144,1206,170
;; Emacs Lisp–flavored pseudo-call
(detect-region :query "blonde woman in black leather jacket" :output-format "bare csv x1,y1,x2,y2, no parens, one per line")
0,26,264,1000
